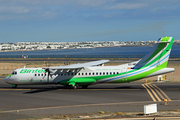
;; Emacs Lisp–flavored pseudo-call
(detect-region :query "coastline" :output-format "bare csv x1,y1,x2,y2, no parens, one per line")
1,44,180,53
0,45,179,59
0,45,155,53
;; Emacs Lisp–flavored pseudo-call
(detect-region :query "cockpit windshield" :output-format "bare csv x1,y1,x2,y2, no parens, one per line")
12,71,17,75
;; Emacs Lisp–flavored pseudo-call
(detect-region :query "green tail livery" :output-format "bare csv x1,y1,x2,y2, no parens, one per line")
4,37,175,89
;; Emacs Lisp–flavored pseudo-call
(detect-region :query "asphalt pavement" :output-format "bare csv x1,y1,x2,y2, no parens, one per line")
0,76,180,120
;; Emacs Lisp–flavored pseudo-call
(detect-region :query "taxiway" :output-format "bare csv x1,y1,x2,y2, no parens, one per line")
0,76,180,119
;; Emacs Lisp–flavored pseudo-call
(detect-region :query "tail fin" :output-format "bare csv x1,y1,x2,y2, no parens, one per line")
134,37,174,69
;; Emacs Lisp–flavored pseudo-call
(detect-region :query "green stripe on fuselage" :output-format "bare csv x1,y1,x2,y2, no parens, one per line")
111,61,168,83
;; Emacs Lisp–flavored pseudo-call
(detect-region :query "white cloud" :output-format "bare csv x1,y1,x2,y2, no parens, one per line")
0,0,179,20
106,3,148,10
75,0,113,7
0,0,114,6
0,6,29,14
41,11,58,19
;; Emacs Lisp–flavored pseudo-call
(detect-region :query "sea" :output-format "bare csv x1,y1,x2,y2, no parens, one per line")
0,45,180,58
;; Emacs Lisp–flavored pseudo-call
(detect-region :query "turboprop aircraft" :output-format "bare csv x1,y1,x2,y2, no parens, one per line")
4,37,175,89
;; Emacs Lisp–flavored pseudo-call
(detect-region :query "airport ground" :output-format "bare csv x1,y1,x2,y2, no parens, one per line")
0,58,180,120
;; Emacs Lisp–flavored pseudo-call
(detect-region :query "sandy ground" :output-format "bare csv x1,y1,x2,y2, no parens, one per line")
0,60,179,82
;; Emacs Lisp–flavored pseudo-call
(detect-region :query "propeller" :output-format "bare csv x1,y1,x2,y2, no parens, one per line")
42,68,57,82
42,68,51,82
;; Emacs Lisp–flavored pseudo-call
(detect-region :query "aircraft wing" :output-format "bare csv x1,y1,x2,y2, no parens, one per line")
43,60,109,70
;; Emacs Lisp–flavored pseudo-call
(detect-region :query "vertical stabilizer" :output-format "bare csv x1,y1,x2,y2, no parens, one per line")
134,37,174,69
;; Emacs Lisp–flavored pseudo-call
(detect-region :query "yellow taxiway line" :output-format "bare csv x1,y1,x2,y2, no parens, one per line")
145,84,161,101
142,84,156,102
142,83,171,102
153,84,171,101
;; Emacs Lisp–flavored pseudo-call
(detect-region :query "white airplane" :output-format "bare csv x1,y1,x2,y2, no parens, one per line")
4,37,175,89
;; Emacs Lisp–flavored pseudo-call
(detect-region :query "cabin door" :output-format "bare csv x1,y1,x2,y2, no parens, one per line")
121,67,127,81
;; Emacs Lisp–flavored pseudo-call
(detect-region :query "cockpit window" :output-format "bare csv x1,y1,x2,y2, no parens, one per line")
12,71,17,75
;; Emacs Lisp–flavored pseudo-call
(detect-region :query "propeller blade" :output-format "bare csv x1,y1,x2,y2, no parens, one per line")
44,68,50,83
47,71,49,82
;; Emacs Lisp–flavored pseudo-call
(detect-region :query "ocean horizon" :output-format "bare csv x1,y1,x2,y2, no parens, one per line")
0,45,179,58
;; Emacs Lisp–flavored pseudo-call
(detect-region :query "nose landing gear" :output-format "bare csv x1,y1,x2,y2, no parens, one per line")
12,84,17,88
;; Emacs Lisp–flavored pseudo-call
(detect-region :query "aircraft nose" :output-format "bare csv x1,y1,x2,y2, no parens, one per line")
4,76,10,82
4,75,14,84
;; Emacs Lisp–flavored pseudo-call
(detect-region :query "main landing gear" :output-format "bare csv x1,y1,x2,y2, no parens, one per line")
73,84,79,89
72,84,88,89
82,85,88,89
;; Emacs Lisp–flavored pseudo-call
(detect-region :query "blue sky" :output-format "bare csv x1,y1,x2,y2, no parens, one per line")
0,0,180,42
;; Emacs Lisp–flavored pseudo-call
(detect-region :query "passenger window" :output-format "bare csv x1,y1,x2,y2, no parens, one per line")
113,72,115,75
35,74,36,76
78,73,80,75
85,73,87,75
103,72,105,75
38,74,40,76
89,73,91,75
96,72,98,75
82,73,84,75
117,72,119,74
106,72,108,75
99,72,102,75
110,72,112,75
92,73,94,75
41,74,43,76
61,74,63,76
71,73,73,75
68,73,70,76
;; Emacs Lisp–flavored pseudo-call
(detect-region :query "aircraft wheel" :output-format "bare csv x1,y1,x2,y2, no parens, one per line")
12,84,17,88
82,85,88,89
73,84,79,89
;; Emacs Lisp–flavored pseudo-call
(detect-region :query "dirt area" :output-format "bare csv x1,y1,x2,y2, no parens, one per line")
18,110,180,120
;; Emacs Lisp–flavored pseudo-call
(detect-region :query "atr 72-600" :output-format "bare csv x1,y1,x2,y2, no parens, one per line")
4,37,175,89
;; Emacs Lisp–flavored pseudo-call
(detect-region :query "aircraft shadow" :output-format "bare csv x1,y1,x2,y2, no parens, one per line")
23,86,72,94
0,84,143,94
23,85,143,94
